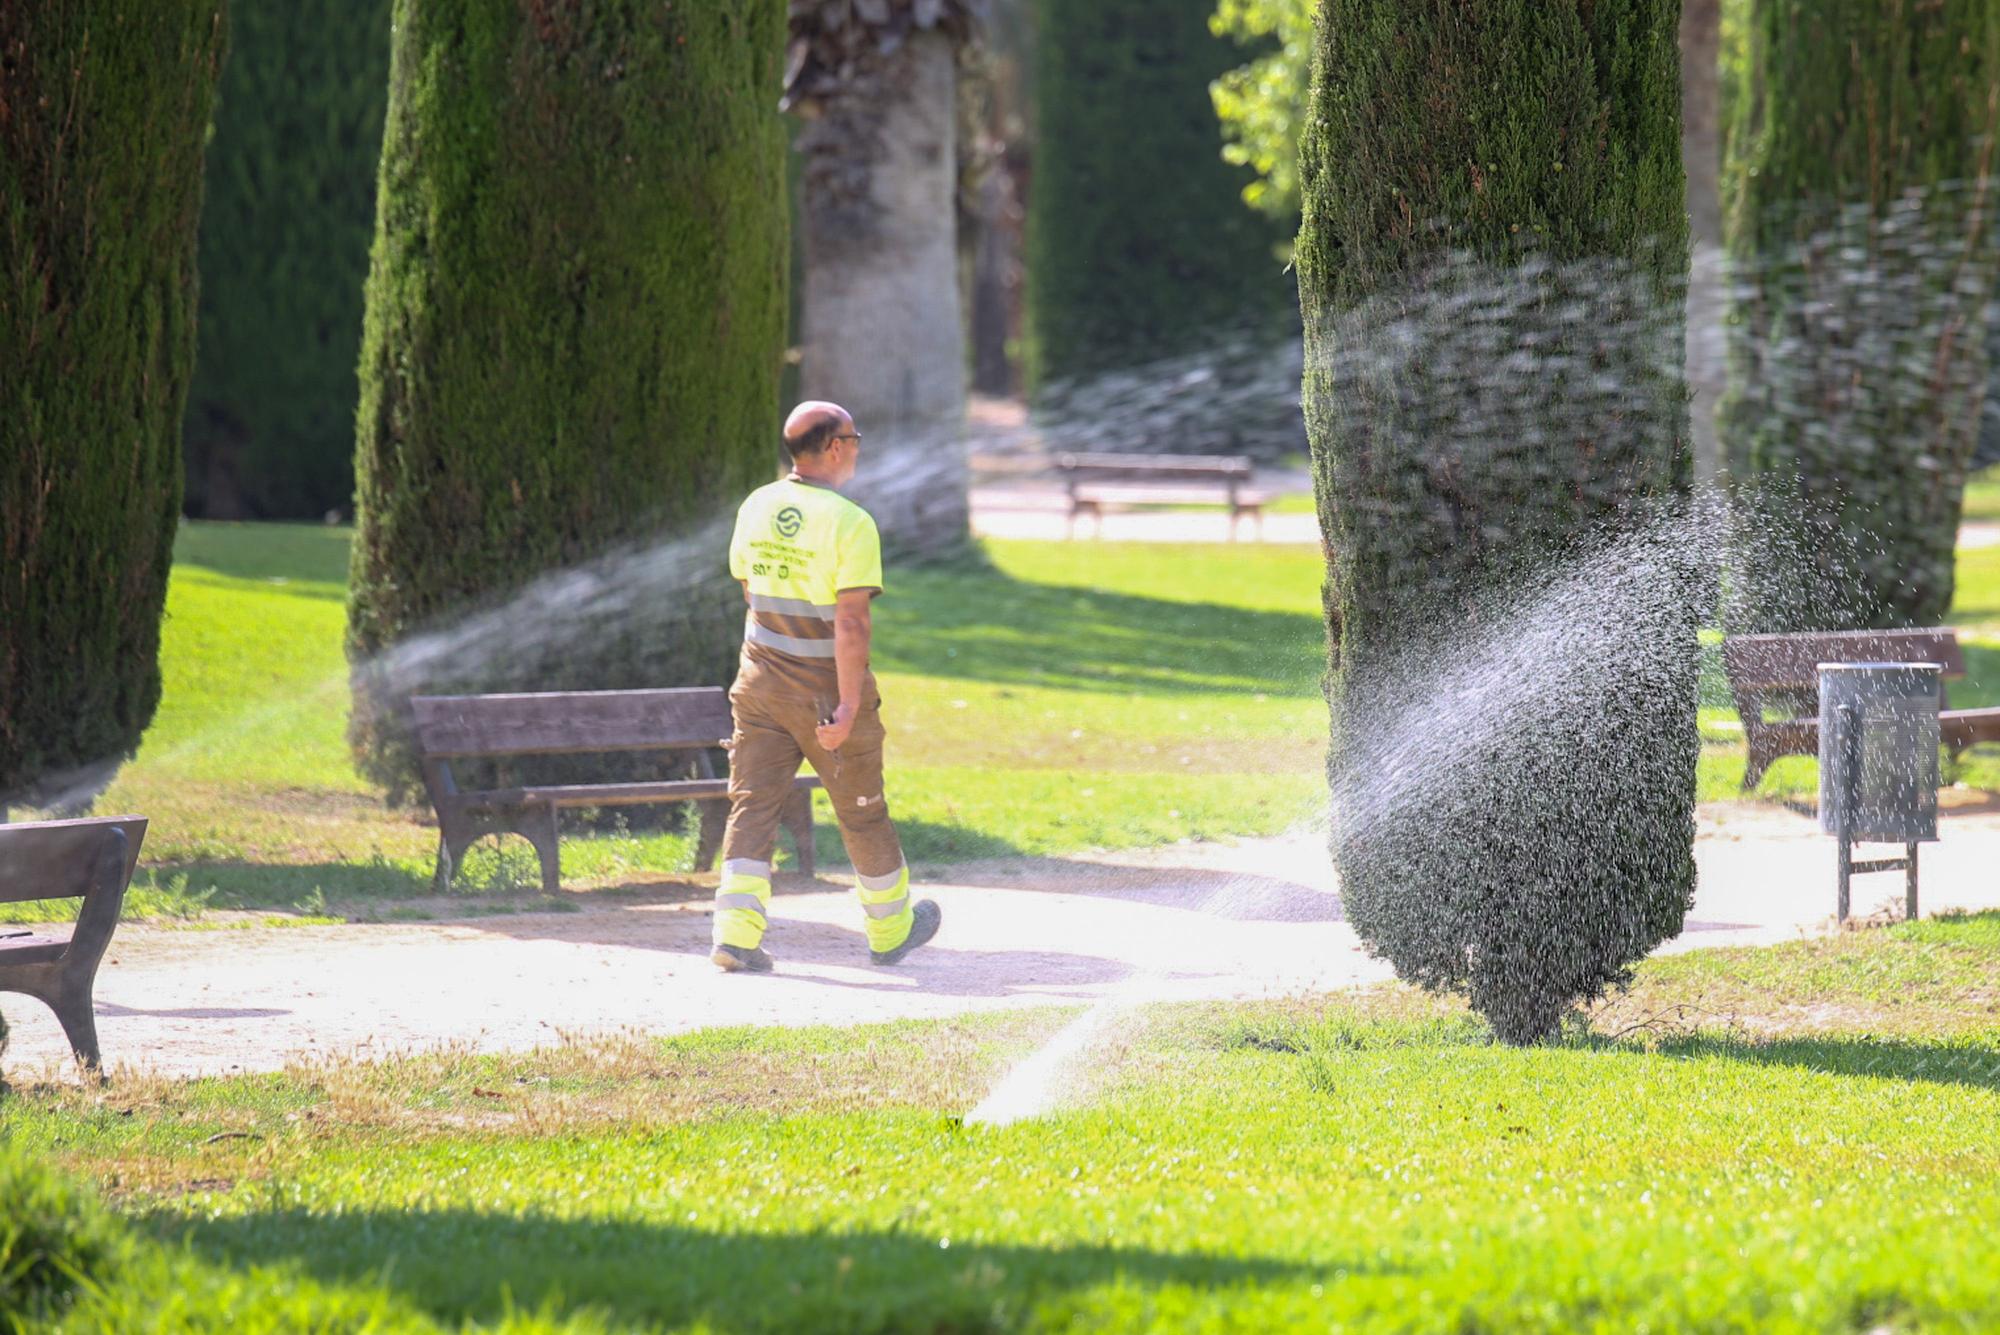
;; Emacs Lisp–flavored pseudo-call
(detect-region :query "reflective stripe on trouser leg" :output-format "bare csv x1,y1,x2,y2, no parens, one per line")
714,858,772,949
854,863,913,953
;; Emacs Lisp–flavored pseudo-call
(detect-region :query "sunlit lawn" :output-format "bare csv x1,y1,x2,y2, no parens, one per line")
78,526,1328,912
4,913,1997,1331
20,515,1998,915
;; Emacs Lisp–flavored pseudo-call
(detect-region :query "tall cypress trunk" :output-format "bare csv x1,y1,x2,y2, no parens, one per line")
1298,0,1697,1044
1,0,228,808
346,0,789,799
1721,0,2000,632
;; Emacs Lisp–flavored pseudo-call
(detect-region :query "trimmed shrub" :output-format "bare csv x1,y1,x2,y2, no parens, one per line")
347,0,789,799
1720,0,2000,632
0,1142,123,1320
1025,0,1292,398
1298,0,1698,1044
0,0,227,807
183,0,390,520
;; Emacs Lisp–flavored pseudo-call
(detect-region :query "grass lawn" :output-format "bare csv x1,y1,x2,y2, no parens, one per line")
58,526,1330,914
5,913,1998,1330
9,518,1995,918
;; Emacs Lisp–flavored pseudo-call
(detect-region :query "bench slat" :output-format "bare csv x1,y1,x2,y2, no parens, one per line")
412,688,734,759
1073,485,1270,506
0,816,147,906
1057,452,1252,480
1723,628,1967,689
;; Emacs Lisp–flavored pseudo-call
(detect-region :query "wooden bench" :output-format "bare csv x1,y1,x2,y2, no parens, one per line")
1055,452,1265,539
1721,627,2000,790
0,815,146,1072
411,688,819,896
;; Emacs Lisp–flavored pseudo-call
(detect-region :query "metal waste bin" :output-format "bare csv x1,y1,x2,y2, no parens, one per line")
1817,661,1941,921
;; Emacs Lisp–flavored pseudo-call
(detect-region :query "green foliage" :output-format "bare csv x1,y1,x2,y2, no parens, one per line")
347,0,790,799
9,920,2000,1330
1210,0,1313,227
1720,0,2000,632
183,0,390,521
1025,0,1291,386
0,0,227,807
0,1143,123,1322
1298,0,1697,1043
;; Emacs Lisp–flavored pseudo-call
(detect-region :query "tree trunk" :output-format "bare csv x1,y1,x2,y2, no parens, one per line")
0,0,228,809
798,33,969,554
1682,0,1725,489
347,0,789,800
1721,0,2000,632
1298,0,1697,1044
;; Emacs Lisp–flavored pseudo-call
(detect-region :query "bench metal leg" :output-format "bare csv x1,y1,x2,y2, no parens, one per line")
1906,841,1920,922
693,800,728,873
1741,741,1773,793
782,789,816,878
2,968,105,1077
1836,836,1852,923
521,803,561,897
435,805,560,896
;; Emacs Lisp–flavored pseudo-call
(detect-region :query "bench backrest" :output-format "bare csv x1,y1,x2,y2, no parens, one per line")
0,816,147,905
1722,628,1966,692
1055,452,1253,486
410,688,735,760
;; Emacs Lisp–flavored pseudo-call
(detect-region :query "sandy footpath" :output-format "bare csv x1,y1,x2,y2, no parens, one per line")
3,803,1996,1081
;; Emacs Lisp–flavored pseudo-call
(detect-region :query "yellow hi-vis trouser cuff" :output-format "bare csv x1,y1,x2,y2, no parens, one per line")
855,864,913,953
714,859,772,949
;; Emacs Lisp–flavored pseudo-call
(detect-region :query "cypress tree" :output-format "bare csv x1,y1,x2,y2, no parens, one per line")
1,0,228,808
347,0,789,798
183,0,390,520
1720,0,2000,632
1025,0,1291,411
1298,0,1698,1044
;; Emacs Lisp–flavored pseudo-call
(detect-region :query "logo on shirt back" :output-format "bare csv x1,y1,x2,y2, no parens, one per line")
773,506,805,539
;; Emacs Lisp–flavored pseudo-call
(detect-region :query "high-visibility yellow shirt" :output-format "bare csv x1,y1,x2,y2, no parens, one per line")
728,475,882,696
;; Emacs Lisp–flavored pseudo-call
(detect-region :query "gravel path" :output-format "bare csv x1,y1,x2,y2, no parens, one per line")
4,803,1997,1082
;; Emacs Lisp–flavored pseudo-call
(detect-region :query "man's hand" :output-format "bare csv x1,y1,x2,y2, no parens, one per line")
817,700,858,753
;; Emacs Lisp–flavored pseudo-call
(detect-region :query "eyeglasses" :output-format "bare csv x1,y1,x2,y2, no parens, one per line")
832,432,862,444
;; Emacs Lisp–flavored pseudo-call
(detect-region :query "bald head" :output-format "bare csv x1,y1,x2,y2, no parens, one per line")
782,400,861,487
784,401,853,461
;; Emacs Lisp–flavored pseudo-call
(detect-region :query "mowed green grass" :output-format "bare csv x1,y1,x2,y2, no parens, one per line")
6,914,1999,1331
75,525,1330,911
28,517,1999,915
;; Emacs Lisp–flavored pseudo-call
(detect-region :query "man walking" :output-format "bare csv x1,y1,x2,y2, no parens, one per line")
711,401,941,973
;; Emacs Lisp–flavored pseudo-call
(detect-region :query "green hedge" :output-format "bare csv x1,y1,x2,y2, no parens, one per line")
183,0,389,521
1025,0,1289,389
1720,0,2000,631
0,0,226,807
1298,0,1697,1043
347,0,789,799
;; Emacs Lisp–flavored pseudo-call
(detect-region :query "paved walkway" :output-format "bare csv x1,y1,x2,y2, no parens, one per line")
3,803,1995,1082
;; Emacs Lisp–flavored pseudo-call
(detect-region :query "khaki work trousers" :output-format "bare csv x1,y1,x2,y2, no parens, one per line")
714,667,910,952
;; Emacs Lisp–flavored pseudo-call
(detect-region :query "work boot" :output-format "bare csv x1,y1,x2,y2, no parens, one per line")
712,943,774,974
870,898,941,966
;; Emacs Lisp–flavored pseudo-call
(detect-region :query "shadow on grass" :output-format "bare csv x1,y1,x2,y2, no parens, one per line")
877,562,1322,697
815,816,1028,870
147,860,435,908
168,1209,1333,1331
1645,1033,2000,1094
172,521,352,587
